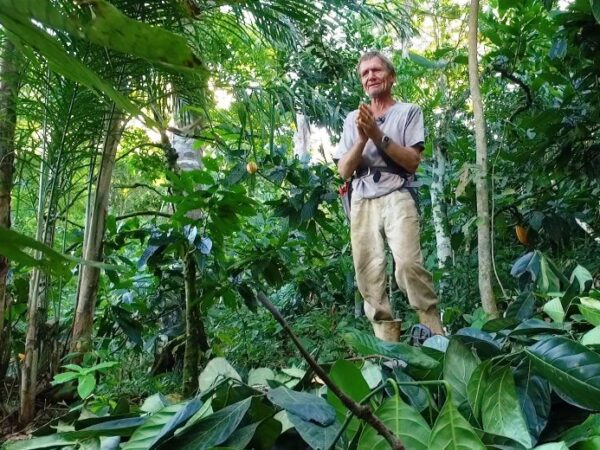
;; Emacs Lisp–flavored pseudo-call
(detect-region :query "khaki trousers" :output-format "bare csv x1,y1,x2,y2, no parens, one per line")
350,190,438,325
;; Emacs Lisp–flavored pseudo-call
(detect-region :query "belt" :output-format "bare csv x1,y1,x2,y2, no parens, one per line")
355,166,422,188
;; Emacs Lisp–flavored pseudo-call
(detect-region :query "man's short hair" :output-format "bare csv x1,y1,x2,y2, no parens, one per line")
357,51,396,78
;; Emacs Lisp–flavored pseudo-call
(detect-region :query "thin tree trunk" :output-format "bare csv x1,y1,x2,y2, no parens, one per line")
430,141,452,268
430,74,452,270
182,252,200,396
20,104,51,424
468,0,498,317
0,39,20,384
73,135,101,330
71,106,125,355
168,96,209,395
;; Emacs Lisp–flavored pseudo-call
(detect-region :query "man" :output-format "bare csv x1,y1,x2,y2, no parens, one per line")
335,51,444,342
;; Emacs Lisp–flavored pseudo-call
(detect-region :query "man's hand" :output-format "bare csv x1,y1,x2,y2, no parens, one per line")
356,104,383,143
355,109,368,144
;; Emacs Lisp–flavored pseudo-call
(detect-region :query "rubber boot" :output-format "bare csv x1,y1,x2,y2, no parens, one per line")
417,306,444,335
372,319,402,342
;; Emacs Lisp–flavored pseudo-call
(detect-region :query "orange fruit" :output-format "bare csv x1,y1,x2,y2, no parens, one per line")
515,225,529,245
246,161,258,174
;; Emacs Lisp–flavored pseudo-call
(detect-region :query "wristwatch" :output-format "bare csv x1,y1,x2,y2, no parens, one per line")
380,134,391,150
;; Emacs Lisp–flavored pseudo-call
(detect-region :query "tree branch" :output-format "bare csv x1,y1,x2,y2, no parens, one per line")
256,291,405,450
495,66,533,120
115,211,171,221
113,182,163,197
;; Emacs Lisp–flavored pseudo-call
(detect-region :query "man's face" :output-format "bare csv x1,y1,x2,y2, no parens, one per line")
359,57,395,98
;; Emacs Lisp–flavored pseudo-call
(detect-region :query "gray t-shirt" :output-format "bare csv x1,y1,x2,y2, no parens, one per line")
334,102,424,200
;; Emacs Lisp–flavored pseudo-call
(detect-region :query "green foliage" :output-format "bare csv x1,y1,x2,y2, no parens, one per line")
359,393,431,450
428,395,486,450
481,365,532,448
526,337,600,410
52,361,119,400
3,0,600,447
0,8,154,125
8,251,600,448
0,227,71,278
0,0,201,70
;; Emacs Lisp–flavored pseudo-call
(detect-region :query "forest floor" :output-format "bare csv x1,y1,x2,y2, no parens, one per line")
1,379,70,441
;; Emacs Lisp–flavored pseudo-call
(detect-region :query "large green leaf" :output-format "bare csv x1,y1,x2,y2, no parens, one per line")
82,1,202,69
0,0,201,70
467,360,490,422
428,395,486,449
539,254,561,294
393,368,430,412
574,438,600,449
2,434,78,450
408,51,447,69
141,393,170,413
0,227,71,278
571,265,593,293
6,416,147,448
508,319,564,336
168,398,251,450
533,443,569,450
443,338,480,408
75,417,148,437
77,373,96,399
526,337,600,410
579,298,600,326
344,330,439,369
454,328,502,359
122,400,201,450
220,421,261,449
505,292,536,321
358,395,431,450
560,277,581,311
249,417,281,450
327,360,370,438
287,412,341,450
198,357,242,392
480,365,532,448
0,13,153,126
561,414,600,446
480,432,527,449
267,386,335,426
544,298,565,323
247,368,276,387
582,327,600,346
100,436,120,450
515,367,551,445
481,318,520,333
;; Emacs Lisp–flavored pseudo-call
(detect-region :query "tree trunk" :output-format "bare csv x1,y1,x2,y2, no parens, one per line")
182,252,200,396
430,141,452,267
468,0,498,317
169,96,209,395
0,39,20,384
71,106,125,355
20,106,51,424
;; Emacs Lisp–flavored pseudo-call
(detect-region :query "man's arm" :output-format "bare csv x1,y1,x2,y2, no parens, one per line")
337,136,367,180
356,104,422,173
373,133,422,174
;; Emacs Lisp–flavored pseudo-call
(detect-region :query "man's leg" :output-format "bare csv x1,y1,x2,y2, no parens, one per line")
351,196,401,341
384,191,444,335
